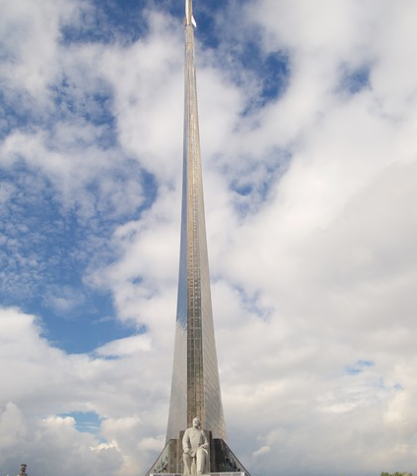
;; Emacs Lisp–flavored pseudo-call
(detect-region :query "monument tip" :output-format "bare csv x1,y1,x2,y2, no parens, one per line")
185,0,197,27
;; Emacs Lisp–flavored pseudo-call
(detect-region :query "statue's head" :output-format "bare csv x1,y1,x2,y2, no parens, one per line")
192,417,200,428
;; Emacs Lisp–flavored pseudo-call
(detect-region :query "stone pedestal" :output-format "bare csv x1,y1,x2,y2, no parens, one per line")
146,431,250,476
150,473,246,476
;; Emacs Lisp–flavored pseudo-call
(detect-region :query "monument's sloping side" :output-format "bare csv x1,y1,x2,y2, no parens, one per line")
145,2,251,475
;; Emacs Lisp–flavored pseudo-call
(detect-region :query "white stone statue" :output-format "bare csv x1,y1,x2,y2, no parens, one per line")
182,417,209,475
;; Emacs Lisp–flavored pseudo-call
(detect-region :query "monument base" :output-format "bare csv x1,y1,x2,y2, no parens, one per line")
150,473,246,476
145,431,250,476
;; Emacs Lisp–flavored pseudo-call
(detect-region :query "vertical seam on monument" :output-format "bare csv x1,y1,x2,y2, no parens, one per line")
186,22,204,429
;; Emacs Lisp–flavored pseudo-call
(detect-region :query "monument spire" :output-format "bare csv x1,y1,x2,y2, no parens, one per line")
166,0,226,440
146,3,251,474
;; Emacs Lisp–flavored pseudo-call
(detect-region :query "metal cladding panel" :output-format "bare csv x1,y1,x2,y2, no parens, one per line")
166,322,187,441
166,24,226,442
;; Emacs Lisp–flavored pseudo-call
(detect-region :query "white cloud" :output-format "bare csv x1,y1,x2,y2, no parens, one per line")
0,402,27,450
99,12,185,184
0,0,79,100
0,306,172,475
95,335,152,357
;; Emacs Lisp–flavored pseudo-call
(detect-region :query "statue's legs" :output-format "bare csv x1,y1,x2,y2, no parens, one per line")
183,448,207,475
183,453,192,474
195,447,207,475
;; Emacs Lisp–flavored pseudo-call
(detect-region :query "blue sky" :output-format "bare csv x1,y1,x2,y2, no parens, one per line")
1,1,417,476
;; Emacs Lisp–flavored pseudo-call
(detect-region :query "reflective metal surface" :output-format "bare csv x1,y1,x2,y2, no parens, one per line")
166,22,226,442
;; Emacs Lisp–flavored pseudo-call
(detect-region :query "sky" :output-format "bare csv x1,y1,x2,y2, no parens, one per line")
1,0,417,475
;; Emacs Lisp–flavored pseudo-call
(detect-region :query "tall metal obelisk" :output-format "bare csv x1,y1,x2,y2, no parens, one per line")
146,2,250,474
166,0,226,442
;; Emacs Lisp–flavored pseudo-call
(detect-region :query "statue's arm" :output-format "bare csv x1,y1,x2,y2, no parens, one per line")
182,430,191,453
201,431,209,449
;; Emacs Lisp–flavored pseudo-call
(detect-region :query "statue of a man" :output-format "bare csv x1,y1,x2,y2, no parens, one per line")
182,417,209,475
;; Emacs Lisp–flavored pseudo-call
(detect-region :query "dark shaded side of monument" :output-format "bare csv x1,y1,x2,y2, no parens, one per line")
145,1,251,476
